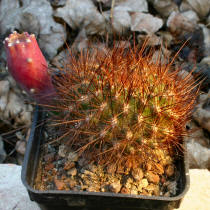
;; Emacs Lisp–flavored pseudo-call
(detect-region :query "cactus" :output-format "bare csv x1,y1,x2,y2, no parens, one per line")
4,31,199,171
49,42,199,170
4,31,55,103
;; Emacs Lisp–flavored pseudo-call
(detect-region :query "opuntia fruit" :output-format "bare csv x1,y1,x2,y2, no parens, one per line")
4,31,55,103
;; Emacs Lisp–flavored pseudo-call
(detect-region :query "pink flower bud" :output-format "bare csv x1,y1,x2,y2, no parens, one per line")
4,31,55,103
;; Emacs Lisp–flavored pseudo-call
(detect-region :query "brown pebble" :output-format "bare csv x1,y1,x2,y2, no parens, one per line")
146,171,160,184
131,168,144,181
64,161,75,170
109,181,121,193
146,162,152,171
44,153,55,163
165,164,175,177
68,179,77,189
45,163,54,171
120,187,130,194
67,167,77,177
54,178,66,190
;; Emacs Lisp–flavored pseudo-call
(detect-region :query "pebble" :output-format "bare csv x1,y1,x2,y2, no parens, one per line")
43,153,55,163
131,168,143,181
64,161,75,170
139,178,149,189
120,187,130,194
54,178,66,190
146,171,160,184
58,144,67,158
45,163,54,171
68,179,77,189
165,164,175,177
67,151,79,162
15,141,26,156
109,180,121,193
67,167,77,177
166,181,177,195
131,12,163,34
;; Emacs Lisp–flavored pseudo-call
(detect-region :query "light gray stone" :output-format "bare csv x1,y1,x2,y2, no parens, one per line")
54,0,106,35
104,9,131,35
0,76,33,127
181,10,199,24
0,0,66,59
167,11,197,36
148,0,178,18
199,24,210,57
182,0,210,19
114,0,148,13
193,91,210,132
0,164,40,210
131,12,163,34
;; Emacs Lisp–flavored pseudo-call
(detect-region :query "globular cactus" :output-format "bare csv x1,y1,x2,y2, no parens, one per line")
49,42,199,170
4,31,55,103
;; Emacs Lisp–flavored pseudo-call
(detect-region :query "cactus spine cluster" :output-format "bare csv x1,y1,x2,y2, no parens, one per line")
51,42,199,169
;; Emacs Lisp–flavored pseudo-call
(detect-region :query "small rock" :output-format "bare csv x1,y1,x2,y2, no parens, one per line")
139,178,149,189
58,144,67,158
109,180,121,193
130,185,138,195
200,24,210,57
201,56,210,65
45,163,54,171
64,161,75,170
44,153,55,163
54,178,66,190
181,0,210,19
131,168,143,181
120,187,130,194
193,91,210,132
149,0,179,18
114,0,148,13
68,179,77,189
15,141,26,156
181,10,199,24
165,164,175,177
54,0,106,35
67,151,79,162
87,185,100,192
104,10,131,35
131,12,163,34
167,11,197,36
146,184,160,196
186,140,210,169
146,171,160,184
166,181,177,195
67,167,77,177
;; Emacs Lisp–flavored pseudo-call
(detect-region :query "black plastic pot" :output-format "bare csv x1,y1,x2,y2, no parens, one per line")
21,107,190,210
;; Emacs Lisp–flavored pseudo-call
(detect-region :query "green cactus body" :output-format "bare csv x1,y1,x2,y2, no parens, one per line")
50,44,198,170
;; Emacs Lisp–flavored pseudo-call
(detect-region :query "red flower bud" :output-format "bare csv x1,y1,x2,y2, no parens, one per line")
4,31,55,103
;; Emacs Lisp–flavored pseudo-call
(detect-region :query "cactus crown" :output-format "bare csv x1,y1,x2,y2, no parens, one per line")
47,42,199,170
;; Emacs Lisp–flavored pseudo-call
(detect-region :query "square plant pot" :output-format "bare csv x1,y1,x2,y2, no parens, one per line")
21,106,190,210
